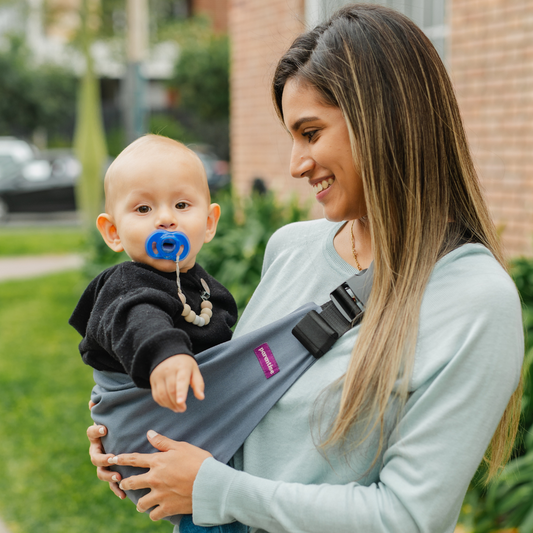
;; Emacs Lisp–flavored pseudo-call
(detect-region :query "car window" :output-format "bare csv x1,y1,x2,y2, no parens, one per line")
0,155,20,182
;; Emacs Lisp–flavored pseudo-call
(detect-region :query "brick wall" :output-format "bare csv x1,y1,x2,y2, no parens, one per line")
229,0,315,205
450,0,533,257
193,0,229,32
230,1,533,253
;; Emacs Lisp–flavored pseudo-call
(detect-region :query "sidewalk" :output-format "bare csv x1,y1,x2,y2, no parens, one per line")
0,254,83,282
0,518,10,533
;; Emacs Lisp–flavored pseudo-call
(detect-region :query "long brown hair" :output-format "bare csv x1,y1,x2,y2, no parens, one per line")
273,3,521,480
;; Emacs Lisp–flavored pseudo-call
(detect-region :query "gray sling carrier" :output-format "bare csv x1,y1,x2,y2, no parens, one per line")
91,265,373,524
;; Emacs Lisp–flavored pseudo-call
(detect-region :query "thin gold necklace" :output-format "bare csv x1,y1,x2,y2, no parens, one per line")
350,219,362,271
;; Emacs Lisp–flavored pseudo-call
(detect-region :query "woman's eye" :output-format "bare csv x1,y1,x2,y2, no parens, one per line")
137,205,151,213
176,202,189,210
303,130,318,142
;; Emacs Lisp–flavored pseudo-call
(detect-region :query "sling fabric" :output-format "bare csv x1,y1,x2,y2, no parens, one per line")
91,301,321,524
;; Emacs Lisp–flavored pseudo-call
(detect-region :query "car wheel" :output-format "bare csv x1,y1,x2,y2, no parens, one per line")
0,196,9,221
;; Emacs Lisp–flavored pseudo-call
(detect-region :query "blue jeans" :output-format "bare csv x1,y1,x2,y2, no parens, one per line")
178,514,248,533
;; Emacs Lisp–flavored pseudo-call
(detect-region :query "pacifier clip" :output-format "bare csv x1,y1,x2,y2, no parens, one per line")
145,230,213,327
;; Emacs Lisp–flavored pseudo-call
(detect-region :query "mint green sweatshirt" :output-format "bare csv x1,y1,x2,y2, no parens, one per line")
192,219,523,533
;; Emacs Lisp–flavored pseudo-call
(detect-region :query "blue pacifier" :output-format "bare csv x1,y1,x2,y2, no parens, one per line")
145,230,191,262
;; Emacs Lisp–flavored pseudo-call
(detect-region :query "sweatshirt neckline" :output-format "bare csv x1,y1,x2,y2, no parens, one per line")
322,220,360,277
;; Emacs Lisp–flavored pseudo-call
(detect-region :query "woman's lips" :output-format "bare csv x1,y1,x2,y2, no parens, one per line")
313,178,334,195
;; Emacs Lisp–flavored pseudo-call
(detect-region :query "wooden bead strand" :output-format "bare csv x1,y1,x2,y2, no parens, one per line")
175,257,212,327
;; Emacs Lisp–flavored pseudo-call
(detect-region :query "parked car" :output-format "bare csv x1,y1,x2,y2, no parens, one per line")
189,144,231,192
0,137,81,219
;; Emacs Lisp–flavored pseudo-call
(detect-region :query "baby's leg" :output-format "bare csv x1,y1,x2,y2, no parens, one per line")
179,515,248,533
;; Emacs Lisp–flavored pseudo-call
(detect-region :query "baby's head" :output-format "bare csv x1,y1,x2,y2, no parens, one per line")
97,134,220,273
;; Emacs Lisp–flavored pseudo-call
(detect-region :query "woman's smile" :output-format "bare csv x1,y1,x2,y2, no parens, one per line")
312,177,334,195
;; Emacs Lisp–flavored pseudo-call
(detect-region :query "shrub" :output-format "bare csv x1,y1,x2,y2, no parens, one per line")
459,257,533,533
198,189,310,315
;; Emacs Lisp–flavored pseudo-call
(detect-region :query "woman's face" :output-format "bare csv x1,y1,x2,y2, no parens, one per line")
281,78,366,222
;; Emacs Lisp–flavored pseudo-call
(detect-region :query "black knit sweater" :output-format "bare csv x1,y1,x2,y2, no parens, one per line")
69,261,238,389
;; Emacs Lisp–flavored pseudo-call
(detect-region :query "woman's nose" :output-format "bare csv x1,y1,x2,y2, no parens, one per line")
290,145,314,179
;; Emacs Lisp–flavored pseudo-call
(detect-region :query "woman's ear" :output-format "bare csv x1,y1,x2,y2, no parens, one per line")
204,203,221,244
96,213,124,252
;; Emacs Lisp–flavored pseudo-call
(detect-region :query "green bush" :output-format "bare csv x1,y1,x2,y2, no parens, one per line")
149,114,198,144
172,31,229,121
162,16,230,158
459,257,533,533
197,189,310,316
0,36,76,140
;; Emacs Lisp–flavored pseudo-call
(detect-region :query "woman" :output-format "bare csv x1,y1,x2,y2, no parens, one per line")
88,5,524,532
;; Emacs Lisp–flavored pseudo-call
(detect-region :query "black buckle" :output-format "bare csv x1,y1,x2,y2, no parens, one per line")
330,283,365,324
291,264,373,359
292,310,339,359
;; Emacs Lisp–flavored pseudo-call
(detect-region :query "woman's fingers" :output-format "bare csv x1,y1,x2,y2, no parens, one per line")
87,423,107,439
109,481,127,500
109,452,153,470
96,465,121,483
108,431,211,516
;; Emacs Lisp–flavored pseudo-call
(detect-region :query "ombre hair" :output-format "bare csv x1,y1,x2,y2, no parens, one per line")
273,3,521,480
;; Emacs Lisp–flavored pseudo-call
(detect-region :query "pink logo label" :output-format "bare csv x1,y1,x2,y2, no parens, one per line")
254,343,279,379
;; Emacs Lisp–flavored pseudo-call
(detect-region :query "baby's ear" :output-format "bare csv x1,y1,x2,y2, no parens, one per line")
96,214,124,252
204,203,221,244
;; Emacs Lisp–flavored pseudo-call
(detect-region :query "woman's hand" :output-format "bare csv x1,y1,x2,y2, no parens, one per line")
109,430,212,521
87,423,126,500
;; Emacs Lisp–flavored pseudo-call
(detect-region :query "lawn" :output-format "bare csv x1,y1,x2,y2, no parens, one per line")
0,270,170,533
0,227,85,256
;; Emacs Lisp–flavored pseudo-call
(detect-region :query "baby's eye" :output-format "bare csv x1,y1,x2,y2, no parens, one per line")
136,205,151,214
176,202,189,210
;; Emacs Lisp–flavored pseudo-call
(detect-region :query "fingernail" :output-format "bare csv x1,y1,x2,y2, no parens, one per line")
112,475,119,482
108,456,118,464
99,427,105,435
119,482,125,490
147,430,158,439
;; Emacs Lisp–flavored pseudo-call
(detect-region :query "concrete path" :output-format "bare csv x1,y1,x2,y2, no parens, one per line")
0,254,83,282
0,518,11,533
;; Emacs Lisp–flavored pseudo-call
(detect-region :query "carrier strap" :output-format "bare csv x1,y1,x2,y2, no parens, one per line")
292,263,374,358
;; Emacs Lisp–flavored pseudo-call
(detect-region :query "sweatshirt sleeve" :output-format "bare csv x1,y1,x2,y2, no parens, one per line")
191,247,524,533
93,277,194,389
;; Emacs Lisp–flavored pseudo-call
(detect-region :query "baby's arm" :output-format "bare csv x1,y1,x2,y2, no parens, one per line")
150,354,205,412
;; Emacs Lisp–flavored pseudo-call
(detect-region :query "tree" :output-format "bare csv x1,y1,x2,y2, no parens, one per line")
73,0,108,230
0,36,77,141
172,28,229,121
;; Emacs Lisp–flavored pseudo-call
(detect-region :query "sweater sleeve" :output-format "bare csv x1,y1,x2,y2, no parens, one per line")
191,248,524,533
94,283,194,389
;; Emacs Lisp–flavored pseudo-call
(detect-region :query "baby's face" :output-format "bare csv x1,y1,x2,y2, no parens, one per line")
105,148,217,273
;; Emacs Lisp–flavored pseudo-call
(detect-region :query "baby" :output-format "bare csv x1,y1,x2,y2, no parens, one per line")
69,134,245,533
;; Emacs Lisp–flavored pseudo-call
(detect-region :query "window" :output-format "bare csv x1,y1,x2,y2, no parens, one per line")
305,0,448,59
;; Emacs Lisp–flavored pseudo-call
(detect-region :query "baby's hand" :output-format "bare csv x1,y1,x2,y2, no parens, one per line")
150,355,205,413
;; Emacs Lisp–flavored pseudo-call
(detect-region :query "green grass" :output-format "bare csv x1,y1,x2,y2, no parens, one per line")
0,227,85,256
0,271,171,533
